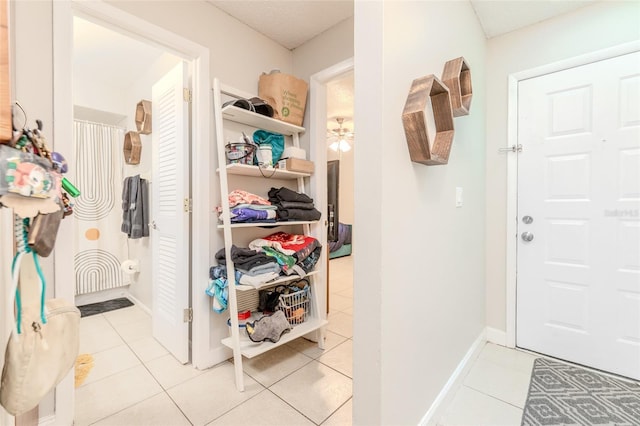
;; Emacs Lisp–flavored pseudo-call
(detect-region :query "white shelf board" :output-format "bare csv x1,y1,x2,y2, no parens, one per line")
221,317,328,358
217,163,311,179
222,105,305,136
217,220,319,229
242,270,319,291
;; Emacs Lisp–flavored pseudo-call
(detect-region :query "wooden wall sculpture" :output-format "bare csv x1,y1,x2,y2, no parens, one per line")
135,100,152,135
123,131,142,165
442,57,472,117
402,57,472,165
402,75,455,165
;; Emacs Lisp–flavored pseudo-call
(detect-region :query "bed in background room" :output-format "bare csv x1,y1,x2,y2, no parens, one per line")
329,222,352,259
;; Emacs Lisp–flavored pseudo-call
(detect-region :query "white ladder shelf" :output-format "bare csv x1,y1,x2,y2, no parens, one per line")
212,78,326,391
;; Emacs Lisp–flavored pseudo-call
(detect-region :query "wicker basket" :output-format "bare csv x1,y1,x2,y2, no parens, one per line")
278,287,309,325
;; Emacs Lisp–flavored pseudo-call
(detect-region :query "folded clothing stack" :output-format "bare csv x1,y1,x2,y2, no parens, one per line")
215,245,281,284
217,189,277,224
268,187,321,221
249,232,322,277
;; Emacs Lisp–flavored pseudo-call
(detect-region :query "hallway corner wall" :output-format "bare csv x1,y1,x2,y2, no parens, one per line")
355,1,488,423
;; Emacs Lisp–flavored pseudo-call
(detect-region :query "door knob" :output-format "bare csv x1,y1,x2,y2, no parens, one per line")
151,221,157,230
522,215,533,224
521,232,534,242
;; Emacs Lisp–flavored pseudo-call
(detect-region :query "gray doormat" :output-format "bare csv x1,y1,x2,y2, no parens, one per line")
522,358,640,426
78,297,134,317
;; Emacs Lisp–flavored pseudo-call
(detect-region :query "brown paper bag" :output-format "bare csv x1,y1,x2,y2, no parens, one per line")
258,71,308,127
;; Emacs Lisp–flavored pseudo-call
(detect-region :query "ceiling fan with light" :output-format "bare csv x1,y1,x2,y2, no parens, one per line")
327,117,354,152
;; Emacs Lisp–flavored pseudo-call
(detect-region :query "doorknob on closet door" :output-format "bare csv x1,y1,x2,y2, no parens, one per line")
521,232,534,242
522,215,533,224
151,220,157,230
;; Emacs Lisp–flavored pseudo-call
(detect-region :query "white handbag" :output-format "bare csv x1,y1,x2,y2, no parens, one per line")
0,248,80,416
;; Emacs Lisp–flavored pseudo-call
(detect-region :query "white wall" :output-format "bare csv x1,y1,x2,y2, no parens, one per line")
354,1,487,424
485,1,640,333
108,1,294,95
293,16,354,154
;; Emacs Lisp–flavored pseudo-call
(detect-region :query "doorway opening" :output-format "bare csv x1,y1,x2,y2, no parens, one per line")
326,70,355,323
52,1,211,423
71,16,182,310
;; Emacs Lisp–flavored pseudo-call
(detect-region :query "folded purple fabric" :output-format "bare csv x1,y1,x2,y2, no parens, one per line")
231,208,275,223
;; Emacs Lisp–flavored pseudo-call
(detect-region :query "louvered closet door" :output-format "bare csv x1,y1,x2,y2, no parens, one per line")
517,51,640,379
151,62,190,364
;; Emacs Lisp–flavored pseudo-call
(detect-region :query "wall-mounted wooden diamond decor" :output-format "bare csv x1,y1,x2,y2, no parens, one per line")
442,57,472,117
135,100,152,134
123,131,142,165
402,74,455,165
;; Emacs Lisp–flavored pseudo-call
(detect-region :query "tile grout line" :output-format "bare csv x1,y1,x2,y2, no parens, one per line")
460,384,525,411
318,396,352,425
202,387,269,425
264,388,325,426
84,308,193,425
263,358,353,424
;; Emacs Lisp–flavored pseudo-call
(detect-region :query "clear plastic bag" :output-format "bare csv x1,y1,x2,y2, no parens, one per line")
0,145,57,199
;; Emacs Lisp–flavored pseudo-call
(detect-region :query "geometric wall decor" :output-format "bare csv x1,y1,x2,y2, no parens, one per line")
402,74,455,165
441,57,472,117
135,100,152,134
123,131,142,165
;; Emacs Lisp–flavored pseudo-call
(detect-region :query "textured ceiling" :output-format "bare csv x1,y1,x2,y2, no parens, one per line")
470,0,596,38
208,0,353,50
208,0,596,50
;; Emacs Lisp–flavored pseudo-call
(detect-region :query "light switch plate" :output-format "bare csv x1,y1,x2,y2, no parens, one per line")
456,187,463,207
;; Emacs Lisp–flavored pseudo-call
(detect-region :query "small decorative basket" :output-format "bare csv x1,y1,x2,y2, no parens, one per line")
278,286,310,325
225,142,256,165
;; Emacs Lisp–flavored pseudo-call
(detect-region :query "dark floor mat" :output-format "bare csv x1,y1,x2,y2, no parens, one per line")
78,297,134,317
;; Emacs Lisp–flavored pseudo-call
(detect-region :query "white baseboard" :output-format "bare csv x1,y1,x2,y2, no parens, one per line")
486,327,507,346
126,293,151,315
419,329,487,425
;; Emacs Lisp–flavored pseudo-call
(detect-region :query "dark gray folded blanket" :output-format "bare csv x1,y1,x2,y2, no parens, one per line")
277,208,321,221
215,245,278,270
268,187,313,204
278,201,315,210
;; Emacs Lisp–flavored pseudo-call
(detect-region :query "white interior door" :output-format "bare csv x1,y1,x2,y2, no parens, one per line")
517,52,640,379
151,62,190,364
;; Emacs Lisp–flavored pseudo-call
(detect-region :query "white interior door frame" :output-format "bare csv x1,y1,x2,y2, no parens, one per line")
52,1,210,424
505,40,640,348
309,57,354,321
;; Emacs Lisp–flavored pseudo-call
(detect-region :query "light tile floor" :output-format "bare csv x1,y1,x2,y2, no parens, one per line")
76,255,537,425
435,342,538,426
75,256,355,426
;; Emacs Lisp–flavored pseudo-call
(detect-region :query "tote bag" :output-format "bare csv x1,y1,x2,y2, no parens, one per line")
0,250,80,416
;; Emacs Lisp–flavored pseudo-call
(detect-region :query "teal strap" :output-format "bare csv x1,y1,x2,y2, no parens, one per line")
32,252,47,324
11,252,23,334
11,217,48,334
